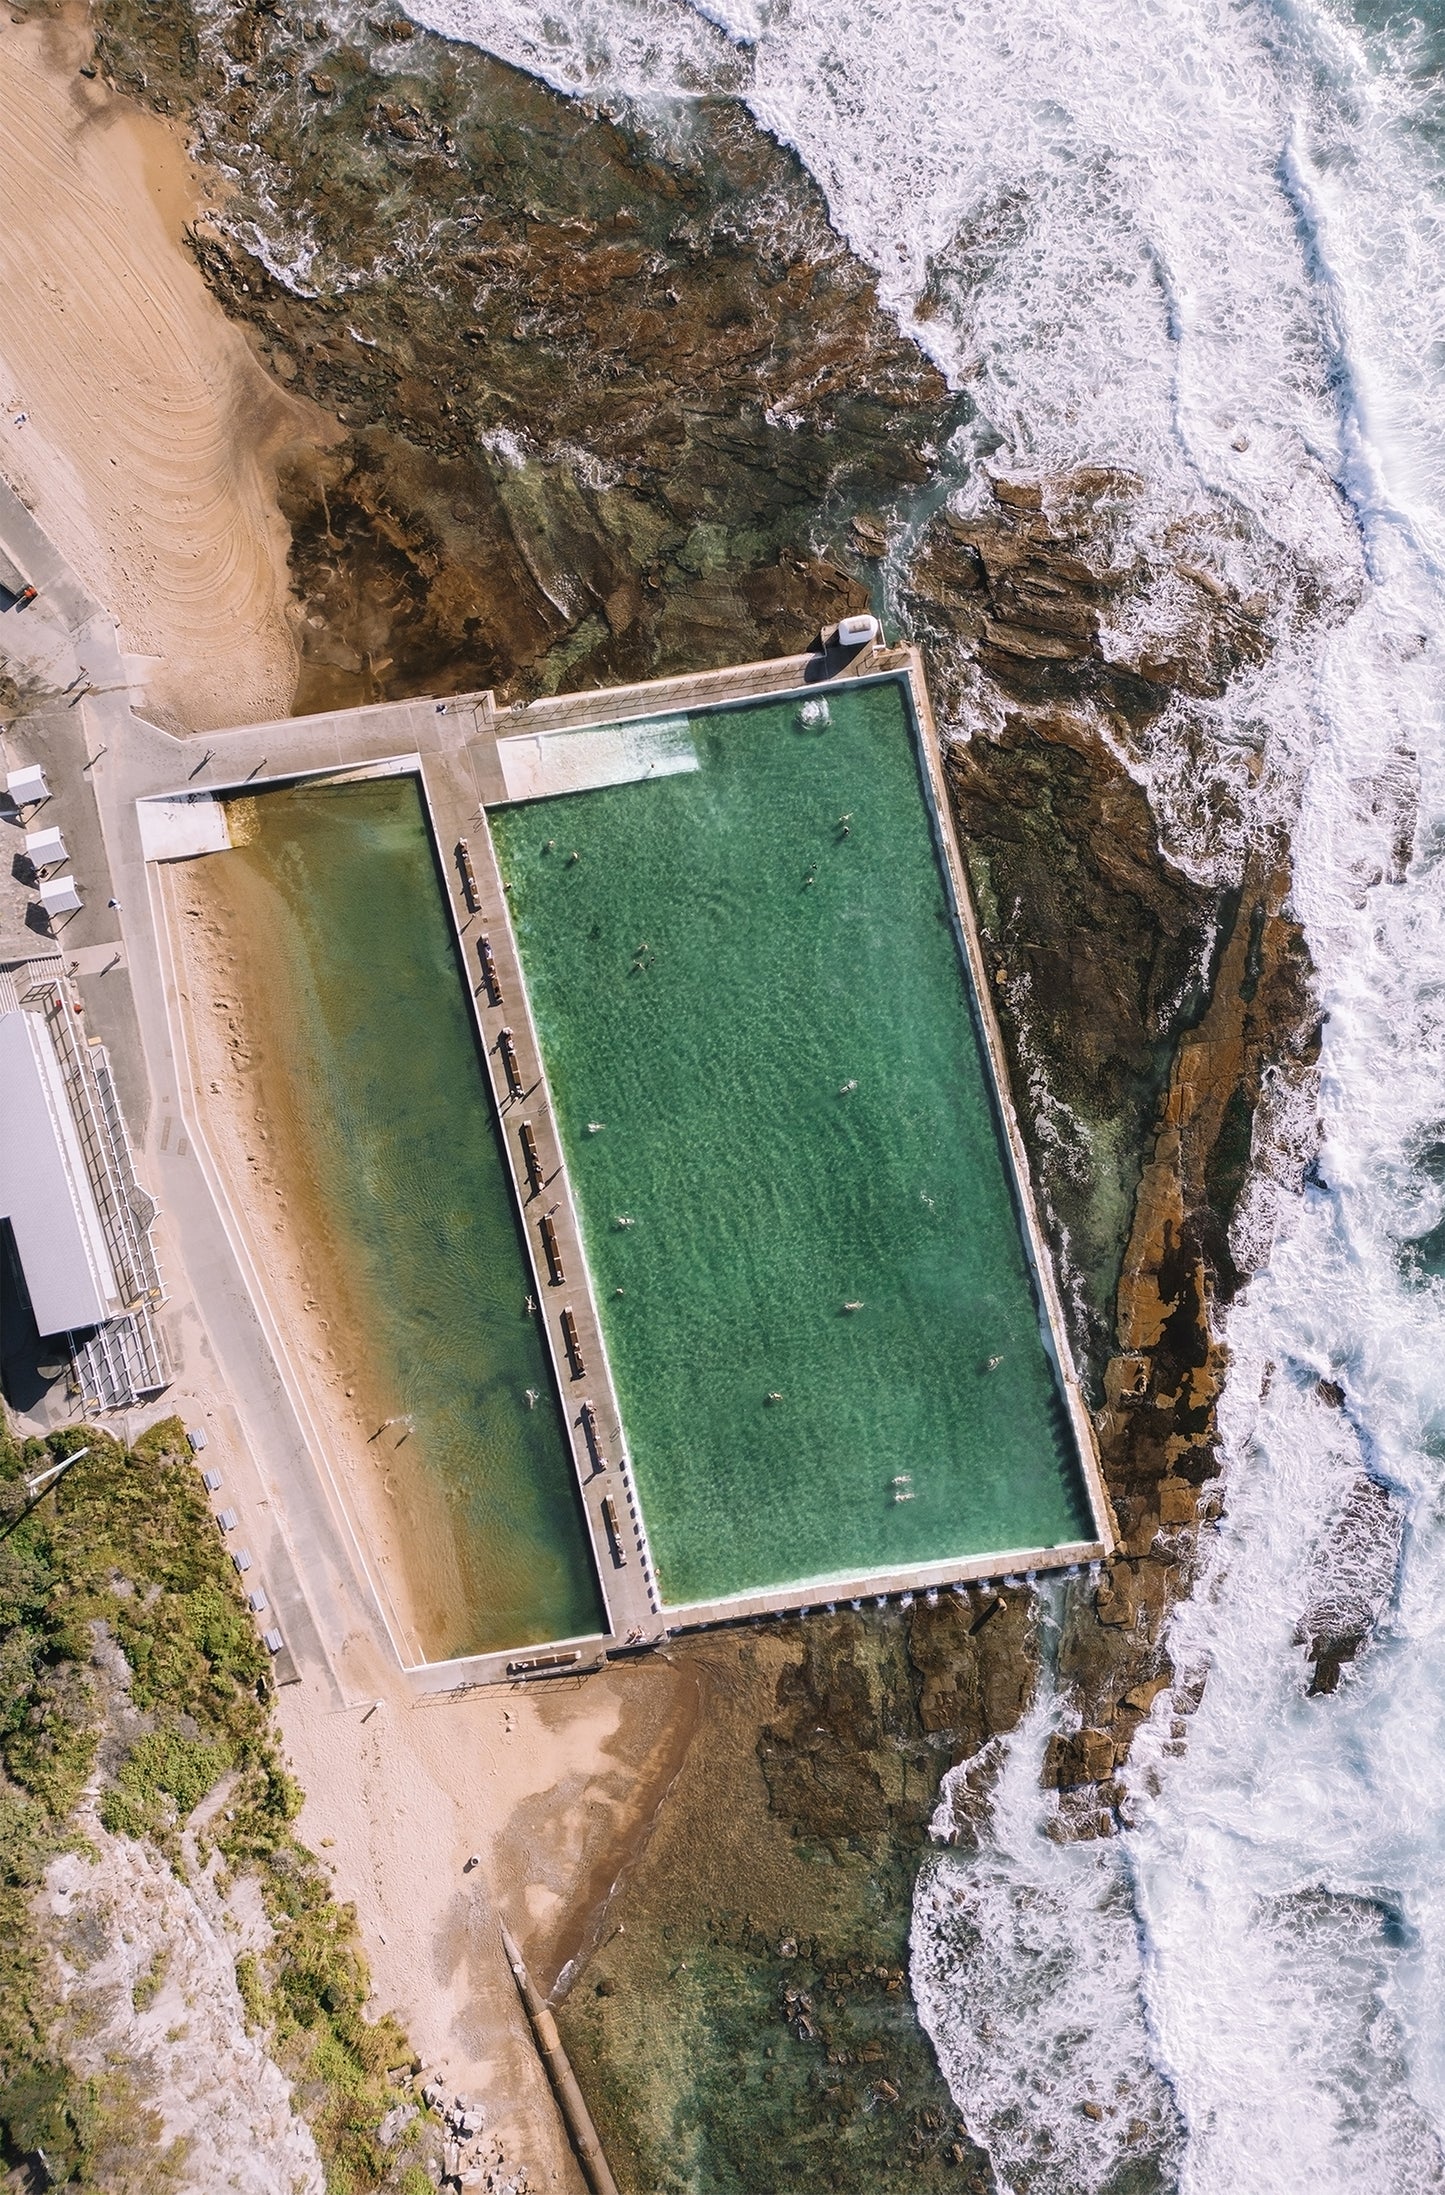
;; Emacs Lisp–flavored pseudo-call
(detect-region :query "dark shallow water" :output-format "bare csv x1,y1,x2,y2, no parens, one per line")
223,774,604,1658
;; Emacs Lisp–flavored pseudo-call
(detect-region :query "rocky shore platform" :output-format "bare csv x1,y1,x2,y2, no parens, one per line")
73,0,1341,2179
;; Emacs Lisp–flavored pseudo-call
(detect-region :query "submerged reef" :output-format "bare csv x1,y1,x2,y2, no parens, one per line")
556,1603,1038,2195
78,0,1338,2174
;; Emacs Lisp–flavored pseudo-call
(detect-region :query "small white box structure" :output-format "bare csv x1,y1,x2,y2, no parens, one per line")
6,763,48,807
39,875,82,917
24,826,66,870
263,1628,283,1655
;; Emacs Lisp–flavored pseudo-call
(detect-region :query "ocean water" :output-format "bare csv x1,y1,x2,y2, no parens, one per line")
492,679,1090,1606
400,0,1445,2183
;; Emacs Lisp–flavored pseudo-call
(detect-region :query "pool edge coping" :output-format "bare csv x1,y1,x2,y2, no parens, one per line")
131,640,1117,1691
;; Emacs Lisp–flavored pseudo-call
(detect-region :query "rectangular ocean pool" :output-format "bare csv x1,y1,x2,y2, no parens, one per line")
489,673,1092,1608
208,773,605,1659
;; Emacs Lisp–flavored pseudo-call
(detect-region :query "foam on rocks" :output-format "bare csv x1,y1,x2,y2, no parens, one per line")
409,0,1445,2183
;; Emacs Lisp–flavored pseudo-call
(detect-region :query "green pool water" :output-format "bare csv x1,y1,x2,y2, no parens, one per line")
221,774,603,1659
490,676,1091,1606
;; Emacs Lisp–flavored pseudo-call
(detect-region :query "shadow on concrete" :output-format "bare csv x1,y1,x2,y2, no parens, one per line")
802,639,870,683
0,1219,69,1418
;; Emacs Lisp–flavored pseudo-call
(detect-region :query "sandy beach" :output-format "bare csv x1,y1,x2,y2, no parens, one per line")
0,7,319,730
276,1624,695,2193
161,847,705,2179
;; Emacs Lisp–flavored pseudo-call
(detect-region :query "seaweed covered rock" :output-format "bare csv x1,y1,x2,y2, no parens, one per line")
92,0,956,709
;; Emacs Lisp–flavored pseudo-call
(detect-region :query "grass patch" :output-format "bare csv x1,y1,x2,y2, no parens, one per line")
0,1416,428,2191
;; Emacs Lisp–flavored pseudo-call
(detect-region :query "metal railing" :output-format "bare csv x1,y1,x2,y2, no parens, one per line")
19,978,170,1408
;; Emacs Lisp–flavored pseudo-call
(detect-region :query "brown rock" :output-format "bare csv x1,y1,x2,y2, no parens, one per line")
906,1589,1037,1754
1121,1674,1170,1714
981,618,1092,661
1042,1726,1116,1790
991,476,1043,510
1157,1478,1197,1527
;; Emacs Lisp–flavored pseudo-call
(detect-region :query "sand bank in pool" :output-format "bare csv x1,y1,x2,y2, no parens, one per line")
168,862,446,1662
167,774,603,1662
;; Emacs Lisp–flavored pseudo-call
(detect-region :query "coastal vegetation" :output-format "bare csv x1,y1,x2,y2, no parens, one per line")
0,1415,430,2193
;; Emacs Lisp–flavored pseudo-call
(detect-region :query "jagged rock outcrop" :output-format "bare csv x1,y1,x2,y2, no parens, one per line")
1048,856,1320,1825
906,470,1328,1832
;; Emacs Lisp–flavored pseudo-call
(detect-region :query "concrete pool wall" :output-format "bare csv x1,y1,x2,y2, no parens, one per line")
136,637,1113,1690
488,670,1111,1610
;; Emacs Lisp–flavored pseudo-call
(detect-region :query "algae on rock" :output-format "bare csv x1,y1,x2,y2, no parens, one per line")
91,0,958,711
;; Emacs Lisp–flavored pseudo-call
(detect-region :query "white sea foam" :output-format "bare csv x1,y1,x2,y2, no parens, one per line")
405,0,1445,2183
915,1625,1183,2192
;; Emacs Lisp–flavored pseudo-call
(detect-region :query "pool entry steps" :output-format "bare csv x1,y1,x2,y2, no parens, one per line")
136,636,1114,1691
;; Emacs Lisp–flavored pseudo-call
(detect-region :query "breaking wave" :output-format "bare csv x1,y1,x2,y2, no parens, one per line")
402,0,1445,2183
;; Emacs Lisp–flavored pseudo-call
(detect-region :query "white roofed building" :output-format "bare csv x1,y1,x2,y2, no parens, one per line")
0,1006,118,1334
0,982,167,1404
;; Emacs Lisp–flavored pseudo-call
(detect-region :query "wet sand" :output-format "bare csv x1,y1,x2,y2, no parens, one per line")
0,7,323,729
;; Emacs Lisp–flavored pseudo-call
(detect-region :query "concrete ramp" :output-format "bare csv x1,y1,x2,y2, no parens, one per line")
495,716,697,805
137,790,231,861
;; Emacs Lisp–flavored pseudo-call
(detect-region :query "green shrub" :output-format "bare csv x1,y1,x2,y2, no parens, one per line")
0,1417,421,2190
234,1953,270,2030
100,1729,234,1840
